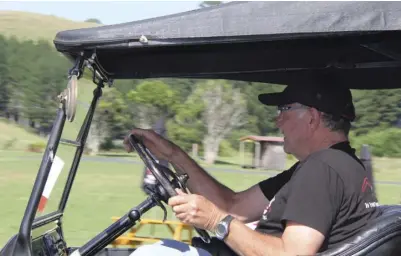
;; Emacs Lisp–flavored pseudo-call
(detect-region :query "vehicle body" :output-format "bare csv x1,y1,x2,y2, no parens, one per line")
2,1,401,256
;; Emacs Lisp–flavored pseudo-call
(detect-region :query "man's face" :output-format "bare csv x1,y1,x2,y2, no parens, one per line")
275,103,310,157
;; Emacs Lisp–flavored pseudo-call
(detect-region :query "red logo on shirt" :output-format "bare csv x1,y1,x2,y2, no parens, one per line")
361,177,373,193
262,197,276,220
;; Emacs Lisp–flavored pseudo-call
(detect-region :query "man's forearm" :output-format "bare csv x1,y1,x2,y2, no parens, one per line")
224,219,290,256
170,149,235,211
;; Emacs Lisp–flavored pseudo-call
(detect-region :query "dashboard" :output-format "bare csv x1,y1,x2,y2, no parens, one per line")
32,226,68,256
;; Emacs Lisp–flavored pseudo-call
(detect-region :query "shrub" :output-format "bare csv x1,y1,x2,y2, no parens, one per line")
218,140,237,157
350,128,401,157
100,137,114,151
27,141,46,153
2,138,17,150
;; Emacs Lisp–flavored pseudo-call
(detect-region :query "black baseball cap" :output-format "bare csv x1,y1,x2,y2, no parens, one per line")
258,83,356,122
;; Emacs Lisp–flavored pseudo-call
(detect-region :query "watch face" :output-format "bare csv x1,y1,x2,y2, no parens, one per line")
216,223,226,235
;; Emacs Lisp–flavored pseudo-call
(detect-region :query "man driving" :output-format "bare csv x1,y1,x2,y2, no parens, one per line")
124,82,381,256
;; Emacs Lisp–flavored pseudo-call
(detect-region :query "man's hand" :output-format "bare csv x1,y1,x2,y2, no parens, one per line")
123,128,178,161
168,189,226,231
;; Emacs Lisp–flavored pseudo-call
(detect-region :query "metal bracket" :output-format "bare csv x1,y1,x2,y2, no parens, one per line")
68,53,85,79
86,52,114,87
329,61,401,69
361,43,401,61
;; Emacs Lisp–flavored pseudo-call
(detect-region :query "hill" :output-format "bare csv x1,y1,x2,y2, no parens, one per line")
0,118,45,150
0,11,105,150
0,10,98,43
0,77,101,151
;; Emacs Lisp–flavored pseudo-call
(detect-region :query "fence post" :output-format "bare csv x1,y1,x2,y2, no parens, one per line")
192,144,198,158
360,144,376,197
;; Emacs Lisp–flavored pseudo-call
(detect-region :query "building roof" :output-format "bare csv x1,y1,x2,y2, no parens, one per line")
239,135,284,143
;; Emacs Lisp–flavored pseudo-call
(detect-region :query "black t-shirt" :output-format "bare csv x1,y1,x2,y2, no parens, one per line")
256,141,381,251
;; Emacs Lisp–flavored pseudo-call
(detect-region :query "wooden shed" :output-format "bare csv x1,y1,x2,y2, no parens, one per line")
239,135,286,170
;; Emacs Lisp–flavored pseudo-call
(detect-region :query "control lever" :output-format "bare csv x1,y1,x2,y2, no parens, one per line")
145,184,168,222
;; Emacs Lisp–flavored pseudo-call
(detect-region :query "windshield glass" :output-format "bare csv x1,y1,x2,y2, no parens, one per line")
33,84,93,219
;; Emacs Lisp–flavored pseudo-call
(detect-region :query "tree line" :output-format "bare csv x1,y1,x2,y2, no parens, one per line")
0,35,71,134
1,35,401,160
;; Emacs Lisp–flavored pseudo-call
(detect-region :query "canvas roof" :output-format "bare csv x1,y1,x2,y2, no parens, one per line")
54,1,401,89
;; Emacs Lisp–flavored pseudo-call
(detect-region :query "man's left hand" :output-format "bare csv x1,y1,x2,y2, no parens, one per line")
168,189,226,231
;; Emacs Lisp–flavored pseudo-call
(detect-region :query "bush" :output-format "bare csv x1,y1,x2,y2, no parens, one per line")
2,138,17,150
167,120,204,153
218,140,237,157
286,153,296,162
27,141,46,153
350,128,401,157
100,137,114,151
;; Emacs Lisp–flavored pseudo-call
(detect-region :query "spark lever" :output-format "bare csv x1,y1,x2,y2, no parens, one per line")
153,194,168,222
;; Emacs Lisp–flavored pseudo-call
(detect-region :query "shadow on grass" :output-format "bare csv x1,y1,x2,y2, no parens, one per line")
210,159,242,167
97,153,136,158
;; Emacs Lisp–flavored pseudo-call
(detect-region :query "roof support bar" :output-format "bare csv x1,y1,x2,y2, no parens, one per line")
361,43,401,61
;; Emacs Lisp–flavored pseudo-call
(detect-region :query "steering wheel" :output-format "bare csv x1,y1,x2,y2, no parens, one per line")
128,134,211,244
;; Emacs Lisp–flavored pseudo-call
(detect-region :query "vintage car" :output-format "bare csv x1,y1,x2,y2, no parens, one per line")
2,1,401,256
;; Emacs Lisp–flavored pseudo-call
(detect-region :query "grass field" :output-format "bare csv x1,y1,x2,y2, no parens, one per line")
1,147,401,247
0,148,267,246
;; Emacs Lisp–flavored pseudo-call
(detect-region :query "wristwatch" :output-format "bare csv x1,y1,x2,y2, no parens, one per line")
215,215,234,240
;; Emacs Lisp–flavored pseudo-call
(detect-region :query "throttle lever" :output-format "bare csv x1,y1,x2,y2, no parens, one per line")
194,228,211,243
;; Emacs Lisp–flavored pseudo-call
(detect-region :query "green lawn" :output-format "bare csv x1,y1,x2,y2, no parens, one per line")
372,157,401,181
0,149,267,246
0,119,46,151
0,149,400,248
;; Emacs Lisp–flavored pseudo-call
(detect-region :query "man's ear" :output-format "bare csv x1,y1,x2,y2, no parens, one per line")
309,108,321,130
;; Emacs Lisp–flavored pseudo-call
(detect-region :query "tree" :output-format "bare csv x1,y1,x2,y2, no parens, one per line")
86,111,109,155
0,35,10,116
199,1,223,8
352,89,401,135
168,85,206,152
85,18,102,24
86,87,133,153
3,38,70,132
184,80,247,164
243,82,284,135
17,40,70,132
126,80,179,128
159,78,198,102
96,88,131,139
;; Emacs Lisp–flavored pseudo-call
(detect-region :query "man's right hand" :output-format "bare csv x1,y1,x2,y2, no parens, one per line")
123,128,179,162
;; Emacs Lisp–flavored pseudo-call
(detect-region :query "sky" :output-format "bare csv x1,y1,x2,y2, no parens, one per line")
0,1,204,25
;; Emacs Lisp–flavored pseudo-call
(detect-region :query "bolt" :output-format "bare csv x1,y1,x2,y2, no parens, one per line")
178,173,189,185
